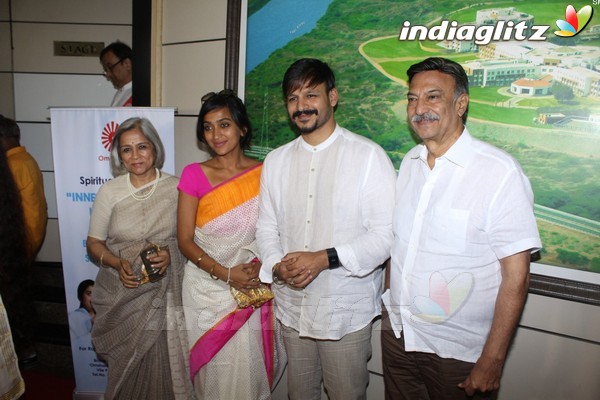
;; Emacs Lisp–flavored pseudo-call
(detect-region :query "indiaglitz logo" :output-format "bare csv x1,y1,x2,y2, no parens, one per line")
398,20,549,46
554,4,594,37
101,121,119,151
398,4,594,45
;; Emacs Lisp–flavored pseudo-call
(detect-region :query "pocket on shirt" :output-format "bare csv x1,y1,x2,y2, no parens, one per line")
424,208,469,255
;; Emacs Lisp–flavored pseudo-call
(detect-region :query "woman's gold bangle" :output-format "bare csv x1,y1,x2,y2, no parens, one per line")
196,252,205,267
209,263,220,280
100,251,107,267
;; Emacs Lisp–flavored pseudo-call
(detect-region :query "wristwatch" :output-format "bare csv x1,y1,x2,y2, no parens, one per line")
326,248,340,269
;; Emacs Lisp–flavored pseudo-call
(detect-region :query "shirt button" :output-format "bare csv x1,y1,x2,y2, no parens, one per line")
307,220,311,224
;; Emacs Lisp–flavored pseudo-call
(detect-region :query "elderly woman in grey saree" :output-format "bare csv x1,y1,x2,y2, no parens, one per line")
86,117,193,400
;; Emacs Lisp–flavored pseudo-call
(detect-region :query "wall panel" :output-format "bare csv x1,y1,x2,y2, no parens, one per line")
521,294,600,343
12,23,131,73
20,123,53,170
11,0,131,24
42,171,56,219
0,73,14,117
162,41,226,115
0,22,11,70
174,115,210,176
502,325,600,399
36,219,61,262
13,73,115,121
163,0,226,43
0,0,8,20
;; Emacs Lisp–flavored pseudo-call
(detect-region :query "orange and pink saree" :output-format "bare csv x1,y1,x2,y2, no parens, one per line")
180,164,284,399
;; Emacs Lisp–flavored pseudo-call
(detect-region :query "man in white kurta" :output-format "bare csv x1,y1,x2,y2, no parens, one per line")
257,58,396,400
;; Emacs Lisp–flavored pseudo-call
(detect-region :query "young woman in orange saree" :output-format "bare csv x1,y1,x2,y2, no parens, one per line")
177,91,284,399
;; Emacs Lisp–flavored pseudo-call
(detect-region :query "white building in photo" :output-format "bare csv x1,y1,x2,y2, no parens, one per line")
511,76,552,96
552,66,600,97
463,59,538,87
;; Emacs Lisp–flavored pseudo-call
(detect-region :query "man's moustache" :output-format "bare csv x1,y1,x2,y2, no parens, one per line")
293,109,318,119
411,113,440,122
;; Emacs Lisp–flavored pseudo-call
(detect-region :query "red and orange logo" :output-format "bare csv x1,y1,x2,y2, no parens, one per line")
101,121,119,151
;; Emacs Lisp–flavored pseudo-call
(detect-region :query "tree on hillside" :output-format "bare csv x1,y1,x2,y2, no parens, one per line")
552,82,574,103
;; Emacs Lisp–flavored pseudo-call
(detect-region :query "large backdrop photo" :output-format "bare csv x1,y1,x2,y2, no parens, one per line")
244,0,600,280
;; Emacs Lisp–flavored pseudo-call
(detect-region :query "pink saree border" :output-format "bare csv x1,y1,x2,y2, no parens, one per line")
189,299,275,384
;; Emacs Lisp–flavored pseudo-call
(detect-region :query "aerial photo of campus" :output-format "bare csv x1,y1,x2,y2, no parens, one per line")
245,0,600,274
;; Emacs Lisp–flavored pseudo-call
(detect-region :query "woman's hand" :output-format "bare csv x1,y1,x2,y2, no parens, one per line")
226,261,262,292
117,259,140,288
146,246,171,274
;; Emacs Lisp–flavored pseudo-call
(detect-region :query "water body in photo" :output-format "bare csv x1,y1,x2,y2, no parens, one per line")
246,0,334,72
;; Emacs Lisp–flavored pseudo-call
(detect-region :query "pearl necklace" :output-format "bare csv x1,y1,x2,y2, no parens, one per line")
128,168,160,201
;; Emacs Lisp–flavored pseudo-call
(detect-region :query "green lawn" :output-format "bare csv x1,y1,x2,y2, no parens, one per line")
470,103,537,126
469,87,512,103
517,98,559,107
362,38,444,58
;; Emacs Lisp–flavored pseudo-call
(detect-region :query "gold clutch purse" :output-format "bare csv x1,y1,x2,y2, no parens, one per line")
229,256,274,308
230,284,274,309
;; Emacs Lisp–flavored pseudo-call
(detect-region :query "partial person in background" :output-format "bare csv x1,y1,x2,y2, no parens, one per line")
0,114,47,365
382,57,542,400
0,149,26,399
100,41,133,107
178,90,285,399
0,115,47,262
69,279,96,340
86,117,193,399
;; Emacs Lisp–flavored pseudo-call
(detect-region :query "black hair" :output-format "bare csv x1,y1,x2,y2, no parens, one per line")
196,92,253,153
100,41,133,62
407,57,469,123
0,114,21,141
77,279,95,309
282,58,336,99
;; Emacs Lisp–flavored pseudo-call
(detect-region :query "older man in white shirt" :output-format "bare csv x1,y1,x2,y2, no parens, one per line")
257,58,396,400
383,57,541,400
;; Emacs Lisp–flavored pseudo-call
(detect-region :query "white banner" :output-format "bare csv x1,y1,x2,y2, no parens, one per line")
50,107,176,395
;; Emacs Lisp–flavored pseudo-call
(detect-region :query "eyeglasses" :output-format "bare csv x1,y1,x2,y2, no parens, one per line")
201,89,236,103
102,59,124,75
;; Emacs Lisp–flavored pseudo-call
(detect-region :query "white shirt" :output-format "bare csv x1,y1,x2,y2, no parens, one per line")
110,81,132,107
257,124,397,340
386,128,541,362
